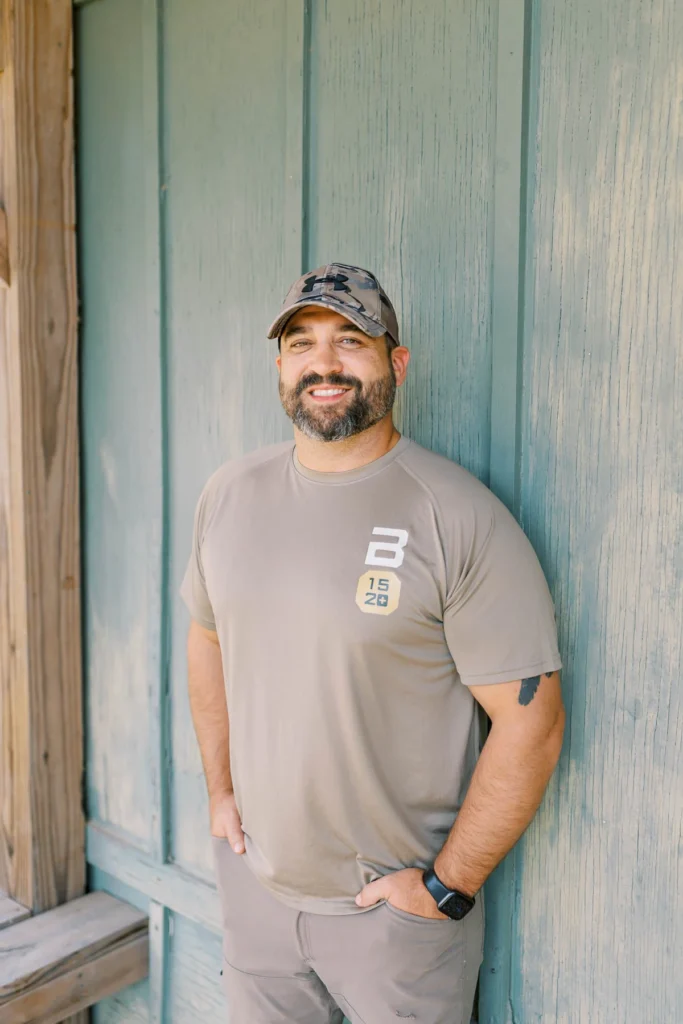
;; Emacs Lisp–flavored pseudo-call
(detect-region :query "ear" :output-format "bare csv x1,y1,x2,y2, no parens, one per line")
276,354,281,371
391,345,410,387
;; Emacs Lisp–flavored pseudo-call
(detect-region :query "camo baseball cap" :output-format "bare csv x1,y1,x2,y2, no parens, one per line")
267,263,400,346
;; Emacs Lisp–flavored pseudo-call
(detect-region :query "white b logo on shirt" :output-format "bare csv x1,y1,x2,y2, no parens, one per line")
364,527,409,568
356,528,408,616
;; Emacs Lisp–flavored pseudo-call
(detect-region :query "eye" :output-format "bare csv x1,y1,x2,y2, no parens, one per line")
289,339,312,349
339,337,362,346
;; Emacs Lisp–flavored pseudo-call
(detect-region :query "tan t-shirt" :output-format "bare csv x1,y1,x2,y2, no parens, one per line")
181,436,561,914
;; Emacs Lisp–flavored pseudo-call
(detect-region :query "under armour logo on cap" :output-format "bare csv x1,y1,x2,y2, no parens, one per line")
266,263,400,346
301,272,355,295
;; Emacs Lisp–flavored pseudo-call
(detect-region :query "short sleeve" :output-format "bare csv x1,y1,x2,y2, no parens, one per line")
444,499,561,686
180,483,217,631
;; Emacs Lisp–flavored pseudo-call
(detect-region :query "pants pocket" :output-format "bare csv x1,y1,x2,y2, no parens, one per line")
382,900,463,931
211,837,305,977
331,901,482,1024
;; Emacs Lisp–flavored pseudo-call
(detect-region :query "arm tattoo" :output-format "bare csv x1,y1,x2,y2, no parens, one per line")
518,672,553,706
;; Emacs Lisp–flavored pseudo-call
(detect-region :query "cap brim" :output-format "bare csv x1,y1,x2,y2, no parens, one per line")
266,298,386,340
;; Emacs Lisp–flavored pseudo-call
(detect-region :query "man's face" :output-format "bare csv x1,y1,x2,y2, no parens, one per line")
276,307,408,442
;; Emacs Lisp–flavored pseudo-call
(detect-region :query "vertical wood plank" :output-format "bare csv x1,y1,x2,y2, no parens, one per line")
143,3,172,1015
0,0,84,912
148,900,167,1024
164,0,292,880
77,0,163,849
510,0,683,1021
480,3,531,1021
141,0,168,868
488,0,527,513
306,0,497,477
77,2,167,1014
166,914,224,1023
0,206,9,286
284,0,306,283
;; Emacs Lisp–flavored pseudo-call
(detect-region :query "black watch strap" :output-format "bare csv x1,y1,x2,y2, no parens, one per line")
422,868,476,920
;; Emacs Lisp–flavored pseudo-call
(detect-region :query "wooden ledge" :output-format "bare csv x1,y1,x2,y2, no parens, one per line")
0,891,149,1024
0,896,30,931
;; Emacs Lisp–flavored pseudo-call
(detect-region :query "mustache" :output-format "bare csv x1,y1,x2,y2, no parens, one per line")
294,372,363,399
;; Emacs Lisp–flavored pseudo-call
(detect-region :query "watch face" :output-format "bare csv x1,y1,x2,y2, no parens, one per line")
441,892,473,920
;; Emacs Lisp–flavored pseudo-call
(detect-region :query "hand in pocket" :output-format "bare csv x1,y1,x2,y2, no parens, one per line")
210,791,245,854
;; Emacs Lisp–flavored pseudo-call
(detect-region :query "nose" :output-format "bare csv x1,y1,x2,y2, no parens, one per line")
306,340,344,377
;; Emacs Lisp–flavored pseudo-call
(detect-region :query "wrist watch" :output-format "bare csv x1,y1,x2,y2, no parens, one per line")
422,867,476,920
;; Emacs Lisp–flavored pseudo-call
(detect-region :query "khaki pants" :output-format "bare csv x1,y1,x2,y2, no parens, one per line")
212,837,483,1024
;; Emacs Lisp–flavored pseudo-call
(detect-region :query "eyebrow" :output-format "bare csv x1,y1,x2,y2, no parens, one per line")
282,324,310,338
282,323,367,340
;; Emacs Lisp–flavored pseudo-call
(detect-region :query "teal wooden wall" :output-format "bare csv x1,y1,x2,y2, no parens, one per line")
495,2,683,1021
75,0,682,1021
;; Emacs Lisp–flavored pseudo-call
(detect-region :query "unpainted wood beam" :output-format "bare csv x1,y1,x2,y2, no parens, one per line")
0,891,149,1023
0,0,83,918
0,894,29,930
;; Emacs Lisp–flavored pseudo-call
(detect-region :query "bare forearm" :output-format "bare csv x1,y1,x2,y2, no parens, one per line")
187,622,232,802
434,713,564,895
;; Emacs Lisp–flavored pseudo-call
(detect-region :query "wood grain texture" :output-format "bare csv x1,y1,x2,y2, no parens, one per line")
480,3,532,1013
140,0,168,873
163,0,294,877
76,0,163,850
88,866,150,918
482,1,683,1021
88,870,151,1024
307,0,496,477
0,0,84,911
87,872,153,1024
489,0,527,514
0,892,147,1024
284,0,306,283
0,205,9,285
0,934,147,1024
0,891,146,995
166,914,224,1024
147,901,167,1024
92,982,150,1024
87,823,222,936
0,894,29,930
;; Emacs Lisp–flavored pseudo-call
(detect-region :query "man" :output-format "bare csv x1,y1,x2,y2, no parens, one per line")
181,264,564,1024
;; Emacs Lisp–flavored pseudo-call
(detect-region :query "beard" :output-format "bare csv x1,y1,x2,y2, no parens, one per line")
279,365,397,442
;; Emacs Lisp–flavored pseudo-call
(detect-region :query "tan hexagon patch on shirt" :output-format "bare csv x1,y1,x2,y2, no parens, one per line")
355,570,401,616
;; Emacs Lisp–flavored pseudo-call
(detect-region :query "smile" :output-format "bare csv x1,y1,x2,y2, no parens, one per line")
308,387,351,400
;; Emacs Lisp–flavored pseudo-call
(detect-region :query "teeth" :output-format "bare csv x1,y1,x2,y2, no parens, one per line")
311,388,346,397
